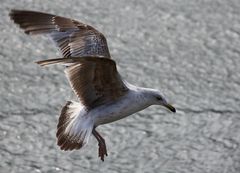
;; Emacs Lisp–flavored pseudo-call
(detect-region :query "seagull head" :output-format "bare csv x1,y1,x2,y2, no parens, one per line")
150,90,176,113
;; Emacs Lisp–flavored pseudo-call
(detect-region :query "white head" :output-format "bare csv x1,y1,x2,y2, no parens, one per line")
148,89,176,113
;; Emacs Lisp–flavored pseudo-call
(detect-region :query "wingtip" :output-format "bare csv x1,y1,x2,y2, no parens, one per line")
35,60,49,67
9,9,15,19
9,9,20,17
9,9,23,24
35,58,69,66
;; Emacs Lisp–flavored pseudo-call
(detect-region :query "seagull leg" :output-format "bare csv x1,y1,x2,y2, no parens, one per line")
92,128,108,161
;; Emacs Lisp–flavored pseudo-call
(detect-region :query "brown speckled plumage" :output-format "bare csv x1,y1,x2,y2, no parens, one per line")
9,9,111,58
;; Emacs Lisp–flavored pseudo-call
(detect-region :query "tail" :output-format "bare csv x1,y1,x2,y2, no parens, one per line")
56,101,94,151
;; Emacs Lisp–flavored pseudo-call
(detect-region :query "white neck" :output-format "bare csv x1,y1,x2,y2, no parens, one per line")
126,83,159,106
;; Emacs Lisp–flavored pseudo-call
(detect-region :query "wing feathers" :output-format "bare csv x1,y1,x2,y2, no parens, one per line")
36,56,128,108
36,56,108,66
10,9,111,58
36,58,70,66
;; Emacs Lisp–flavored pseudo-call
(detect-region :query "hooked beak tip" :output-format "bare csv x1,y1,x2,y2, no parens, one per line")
164,104,176,113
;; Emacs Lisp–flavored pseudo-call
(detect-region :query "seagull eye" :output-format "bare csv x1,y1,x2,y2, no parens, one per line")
156,96,162,101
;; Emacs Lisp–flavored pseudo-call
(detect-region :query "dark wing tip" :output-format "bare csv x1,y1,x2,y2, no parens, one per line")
9,9,23,19
9,9,56,35
9,9,29,33
9,9,17,20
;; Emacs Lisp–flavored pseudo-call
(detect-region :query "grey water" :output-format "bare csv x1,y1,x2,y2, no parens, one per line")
1,0,240,172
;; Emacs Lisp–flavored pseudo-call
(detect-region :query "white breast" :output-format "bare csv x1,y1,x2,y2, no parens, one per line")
92,89,152,126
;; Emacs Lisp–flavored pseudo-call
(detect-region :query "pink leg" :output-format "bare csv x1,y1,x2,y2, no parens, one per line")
92,128,108,161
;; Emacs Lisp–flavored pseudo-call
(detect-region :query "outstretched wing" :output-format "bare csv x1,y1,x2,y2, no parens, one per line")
9,10,111,58
36,56,129,109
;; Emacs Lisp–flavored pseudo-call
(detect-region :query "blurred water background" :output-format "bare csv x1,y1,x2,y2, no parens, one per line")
1,0,240,172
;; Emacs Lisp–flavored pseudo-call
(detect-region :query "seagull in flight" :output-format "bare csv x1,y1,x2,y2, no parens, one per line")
10,9,176,161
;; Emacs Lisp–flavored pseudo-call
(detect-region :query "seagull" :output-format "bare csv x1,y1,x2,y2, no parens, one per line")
10,9,176,161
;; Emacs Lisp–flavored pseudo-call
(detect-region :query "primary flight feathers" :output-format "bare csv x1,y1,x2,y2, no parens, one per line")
9,9,111,58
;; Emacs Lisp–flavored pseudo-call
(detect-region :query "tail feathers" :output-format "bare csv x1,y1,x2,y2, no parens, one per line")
56,101,93,151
